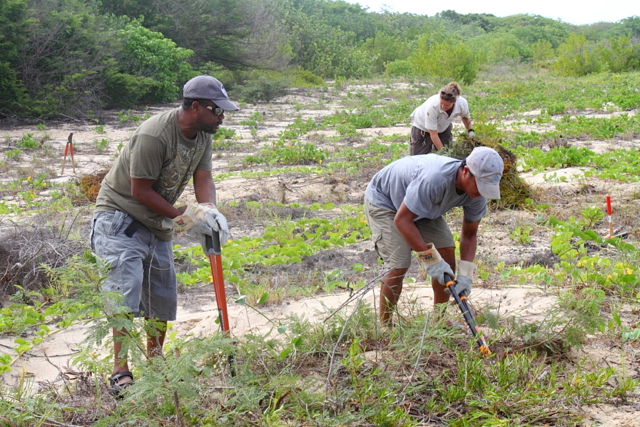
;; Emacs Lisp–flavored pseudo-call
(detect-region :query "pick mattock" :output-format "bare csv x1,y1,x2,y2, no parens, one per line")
205,229,235,376
444,273,491,357
60,132,76,175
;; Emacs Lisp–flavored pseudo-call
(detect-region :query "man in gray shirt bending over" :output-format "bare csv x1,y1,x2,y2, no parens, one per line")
364,147,503,325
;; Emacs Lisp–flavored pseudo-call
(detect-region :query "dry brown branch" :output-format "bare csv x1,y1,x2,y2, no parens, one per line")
0,214,87,296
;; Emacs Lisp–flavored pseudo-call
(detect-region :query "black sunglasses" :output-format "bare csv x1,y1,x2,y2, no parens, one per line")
205,105,224,116
440,91,457,101
198,101,224,116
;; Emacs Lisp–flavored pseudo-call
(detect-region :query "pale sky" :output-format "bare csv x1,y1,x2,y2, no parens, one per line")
347,0,639,26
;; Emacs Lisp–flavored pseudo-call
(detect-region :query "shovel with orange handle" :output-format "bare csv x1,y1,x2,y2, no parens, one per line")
204,229,235,376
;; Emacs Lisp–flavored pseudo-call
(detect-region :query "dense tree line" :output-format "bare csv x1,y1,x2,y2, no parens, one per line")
0,0,638,119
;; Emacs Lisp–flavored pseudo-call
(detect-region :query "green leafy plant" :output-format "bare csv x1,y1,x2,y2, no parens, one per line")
5,149,22,160
509,225,533,245
16,133,39,149
94,138,109,151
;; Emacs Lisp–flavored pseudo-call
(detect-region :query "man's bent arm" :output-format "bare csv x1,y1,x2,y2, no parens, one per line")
459,217,480,261
131,178,183,219
395,202,431,252
193,169,217,205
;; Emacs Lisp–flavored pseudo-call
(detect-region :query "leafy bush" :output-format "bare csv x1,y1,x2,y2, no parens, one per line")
110,20,194,105
243,140,327,166
410,39,478,84
16,133,38,149
234,75,290,103
553,34,601,77
597,35,640,73
385,59,415,77
289,68,324,87
105,73,155,109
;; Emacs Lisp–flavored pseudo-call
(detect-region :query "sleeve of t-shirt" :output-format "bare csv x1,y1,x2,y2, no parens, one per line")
195,134,213,171
128,133,166,180
460,98,471,119
425,103,439,131
462,198,487,222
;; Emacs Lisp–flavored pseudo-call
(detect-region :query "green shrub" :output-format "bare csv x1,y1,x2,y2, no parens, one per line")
384,59,415,77
16,133,38,149
410,39,477,84
597,35,639,73
105,73,155,108
235,75,290,103
5,149,23,160
113,20,194,104
290,68,324,87
553,34,601,77
531,40,555,63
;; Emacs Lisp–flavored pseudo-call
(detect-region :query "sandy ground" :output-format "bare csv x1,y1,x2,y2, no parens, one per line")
1,85,640,424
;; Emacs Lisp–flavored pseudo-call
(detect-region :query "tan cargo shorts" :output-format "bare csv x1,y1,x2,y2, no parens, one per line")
364,196,454,269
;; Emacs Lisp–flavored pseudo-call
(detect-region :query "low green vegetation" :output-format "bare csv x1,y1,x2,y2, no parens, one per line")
1,68,640,425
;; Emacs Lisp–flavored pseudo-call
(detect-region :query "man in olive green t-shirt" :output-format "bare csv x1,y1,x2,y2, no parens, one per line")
91,75,238,396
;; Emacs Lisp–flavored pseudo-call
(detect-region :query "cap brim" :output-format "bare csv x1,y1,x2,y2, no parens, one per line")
213,98,239,111
477,180,501,200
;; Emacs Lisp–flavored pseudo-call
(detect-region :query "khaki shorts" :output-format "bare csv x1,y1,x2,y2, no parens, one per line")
91,210,177,321
364,196,454,269
409,124,452,155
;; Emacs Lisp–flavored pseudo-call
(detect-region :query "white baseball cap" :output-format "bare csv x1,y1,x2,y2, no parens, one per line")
466,147,504,199
183,75,239,111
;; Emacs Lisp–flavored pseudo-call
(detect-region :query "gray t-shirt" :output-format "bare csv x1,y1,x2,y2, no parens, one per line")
96,108,213,241
365,154,486,222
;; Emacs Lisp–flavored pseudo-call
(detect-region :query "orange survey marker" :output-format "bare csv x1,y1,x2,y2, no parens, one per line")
61,133,76,175
444,273,491,357
606,195,614,239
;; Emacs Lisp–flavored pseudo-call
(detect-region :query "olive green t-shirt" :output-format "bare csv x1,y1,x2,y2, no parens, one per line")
95,108,212,241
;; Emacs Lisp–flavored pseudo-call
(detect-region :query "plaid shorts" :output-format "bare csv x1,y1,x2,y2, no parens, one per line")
364,196,454,269
90,210,177,321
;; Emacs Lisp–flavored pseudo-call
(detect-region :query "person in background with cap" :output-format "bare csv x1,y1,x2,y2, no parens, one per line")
91,75,238,395
364,147,503,326
409,82,474,155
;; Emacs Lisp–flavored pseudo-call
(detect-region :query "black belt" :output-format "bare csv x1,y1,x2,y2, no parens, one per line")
123,219,142,237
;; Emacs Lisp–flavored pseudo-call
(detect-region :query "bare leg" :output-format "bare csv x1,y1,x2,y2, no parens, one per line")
146,318,167,358
432,247,456,306
112,327,133,385
379,267,408,326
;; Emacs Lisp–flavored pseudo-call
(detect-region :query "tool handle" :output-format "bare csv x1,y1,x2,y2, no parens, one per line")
444,273,491,356
606,195,612,216
205,229,222,255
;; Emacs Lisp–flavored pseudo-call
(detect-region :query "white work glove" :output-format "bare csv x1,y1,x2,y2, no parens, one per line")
468,129,475,139
173,206,198,231
194,203,229,246
447,260,476,298
415,245,454,286
190,221,216,254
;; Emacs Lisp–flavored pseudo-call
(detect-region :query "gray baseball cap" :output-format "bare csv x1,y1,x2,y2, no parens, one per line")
183,75,239,111
466,147,504,200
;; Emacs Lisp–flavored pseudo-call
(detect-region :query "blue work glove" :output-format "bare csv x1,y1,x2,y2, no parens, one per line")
416,245,454,286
